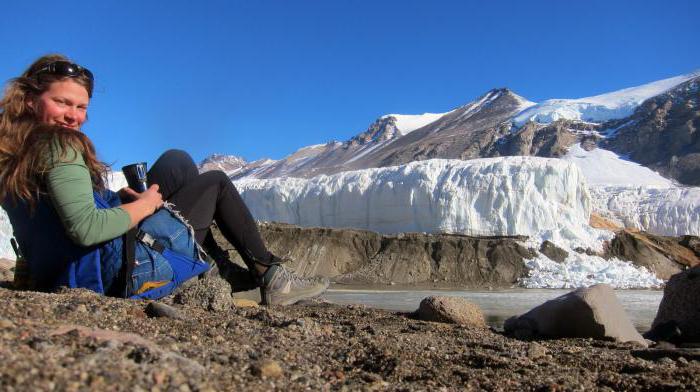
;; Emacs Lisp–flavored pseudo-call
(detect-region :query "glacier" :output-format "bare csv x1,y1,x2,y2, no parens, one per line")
234,157,663,288
234,157,595,242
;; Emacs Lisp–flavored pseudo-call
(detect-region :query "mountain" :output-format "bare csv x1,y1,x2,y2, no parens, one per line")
513,71,700,125
201,70,699,186
602,76,700,185
202,88,536,179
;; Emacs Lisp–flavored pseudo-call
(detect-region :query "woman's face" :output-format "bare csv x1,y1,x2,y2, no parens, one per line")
31,79,90,130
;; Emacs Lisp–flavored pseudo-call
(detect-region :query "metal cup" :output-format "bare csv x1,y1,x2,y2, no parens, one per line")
121,162,148,193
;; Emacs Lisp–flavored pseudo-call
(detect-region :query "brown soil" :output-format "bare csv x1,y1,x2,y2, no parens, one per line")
1,286,698,391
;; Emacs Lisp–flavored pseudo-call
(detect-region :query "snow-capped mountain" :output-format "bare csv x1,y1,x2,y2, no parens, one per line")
513,70,700,125
202,88,534,179
202,70,699,186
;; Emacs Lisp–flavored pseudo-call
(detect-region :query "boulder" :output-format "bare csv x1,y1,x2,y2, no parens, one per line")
417,296,486,328
606,230,699,280
650,267,700,343
504,284,647,346
539,241,568,263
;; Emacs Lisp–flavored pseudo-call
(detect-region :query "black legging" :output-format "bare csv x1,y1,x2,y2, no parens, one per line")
147,149,275,269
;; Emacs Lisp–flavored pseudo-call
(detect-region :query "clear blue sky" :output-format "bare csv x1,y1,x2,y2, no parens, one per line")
1,0,699,168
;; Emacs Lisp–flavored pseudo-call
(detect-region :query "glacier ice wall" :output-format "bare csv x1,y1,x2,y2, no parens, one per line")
589,186,700,236
0,209,13,260
235,157,598,245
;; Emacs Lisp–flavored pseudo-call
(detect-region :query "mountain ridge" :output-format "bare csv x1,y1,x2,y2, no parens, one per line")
200,70,700,185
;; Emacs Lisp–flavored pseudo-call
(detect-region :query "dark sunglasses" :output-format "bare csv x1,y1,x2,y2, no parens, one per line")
34,61,94,82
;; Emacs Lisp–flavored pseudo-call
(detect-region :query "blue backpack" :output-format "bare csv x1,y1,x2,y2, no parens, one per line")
6,191,210,300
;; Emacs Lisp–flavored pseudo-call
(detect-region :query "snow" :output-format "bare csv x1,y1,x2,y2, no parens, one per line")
520,253,663,289
0,209,13,260
561,143,674,187
382,112,449,135
106,170,128,191
514,70,700,125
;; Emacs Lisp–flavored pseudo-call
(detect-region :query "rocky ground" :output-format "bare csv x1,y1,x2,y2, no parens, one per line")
1,281,699,391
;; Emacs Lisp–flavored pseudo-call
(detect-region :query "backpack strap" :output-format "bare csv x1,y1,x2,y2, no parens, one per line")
120,228,138,298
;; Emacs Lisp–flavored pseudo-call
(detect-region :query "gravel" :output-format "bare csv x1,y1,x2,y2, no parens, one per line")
0,286,698,391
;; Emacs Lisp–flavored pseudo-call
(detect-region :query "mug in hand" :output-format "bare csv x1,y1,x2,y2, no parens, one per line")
122,162,148,193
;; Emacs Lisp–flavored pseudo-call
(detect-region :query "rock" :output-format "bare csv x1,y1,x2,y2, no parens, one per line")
50,325,158,350
252,360,283,378
504,284,647,346
643,320,682,343
527,342,547,359
679,236,700,257
539,241,568,263
145,302,183,319
0,317,14,329
417,296,486,328
651,267,700,343
174,275,232,311
232,299,259,308
606,230,699,280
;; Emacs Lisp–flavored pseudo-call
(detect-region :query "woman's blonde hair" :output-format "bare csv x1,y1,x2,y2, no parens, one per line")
0,54,106,207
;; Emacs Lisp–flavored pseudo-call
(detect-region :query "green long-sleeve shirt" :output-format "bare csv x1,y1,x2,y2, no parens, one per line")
46,145,130,247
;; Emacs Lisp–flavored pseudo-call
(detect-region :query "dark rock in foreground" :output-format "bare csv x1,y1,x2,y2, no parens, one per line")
652,267,700,343
504,284,647,346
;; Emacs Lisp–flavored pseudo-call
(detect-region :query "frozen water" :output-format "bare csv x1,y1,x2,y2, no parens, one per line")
235,157,596,241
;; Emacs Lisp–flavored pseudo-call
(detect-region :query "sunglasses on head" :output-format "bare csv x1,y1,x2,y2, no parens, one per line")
34,60,94,82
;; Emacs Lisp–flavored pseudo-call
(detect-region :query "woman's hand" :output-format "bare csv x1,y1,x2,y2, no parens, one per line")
118,184,164,227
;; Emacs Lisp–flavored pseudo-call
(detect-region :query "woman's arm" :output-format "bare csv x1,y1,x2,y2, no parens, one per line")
46,146,162,246
118,185,164,227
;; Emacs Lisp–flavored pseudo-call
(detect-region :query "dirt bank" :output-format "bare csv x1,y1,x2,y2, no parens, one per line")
213,222,536,288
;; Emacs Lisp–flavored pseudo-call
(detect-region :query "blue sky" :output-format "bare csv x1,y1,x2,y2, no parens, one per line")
1,0,699,168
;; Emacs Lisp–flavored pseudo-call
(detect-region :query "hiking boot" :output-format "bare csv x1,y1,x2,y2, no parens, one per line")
259,264,329,306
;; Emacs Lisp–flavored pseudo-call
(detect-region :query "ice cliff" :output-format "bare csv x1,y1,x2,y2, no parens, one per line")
234,157,602,248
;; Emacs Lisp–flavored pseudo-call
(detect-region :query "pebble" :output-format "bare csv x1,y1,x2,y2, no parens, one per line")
252,360,283,378
528,343,548,359
0,318,14,329
232,299,258,308
145,302,182,319
658,357,675,365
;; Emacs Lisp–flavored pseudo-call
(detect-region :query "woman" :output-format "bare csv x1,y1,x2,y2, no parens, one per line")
0,54,328,305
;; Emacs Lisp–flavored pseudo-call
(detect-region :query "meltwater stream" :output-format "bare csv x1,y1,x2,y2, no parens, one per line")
322,288,663,332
